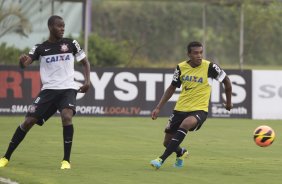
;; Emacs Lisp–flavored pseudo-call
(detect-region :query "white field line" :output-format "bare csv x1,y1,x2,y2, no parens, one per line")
0,177,19,184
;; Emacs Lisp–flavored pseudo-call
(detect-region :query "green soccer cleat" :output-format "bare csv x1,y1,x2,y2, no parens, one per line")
150,157,163,170
0,157,9,168
174,149,189,168
61,160,71,170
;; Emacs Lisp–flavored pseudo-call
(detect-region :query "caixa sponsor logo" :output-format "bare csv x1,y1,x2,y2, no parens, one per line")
259,85,282,98
46,54,71,63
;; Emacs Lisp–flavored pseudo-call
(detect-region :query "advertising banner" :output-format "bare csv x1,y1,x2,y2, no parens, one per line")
0,66,175,116
252,70,282,119
209,70,252,118
0,66,252,118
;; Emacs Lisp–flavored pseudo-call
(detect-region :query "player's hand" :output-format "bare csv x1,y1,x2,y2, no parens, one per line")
19,54,29,69
223,102,233,111
78,83,90,93
151,108,160,120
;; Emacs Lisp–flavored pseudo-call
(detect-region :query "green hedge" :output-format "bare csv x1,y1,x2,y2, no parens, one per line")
0,34,131,67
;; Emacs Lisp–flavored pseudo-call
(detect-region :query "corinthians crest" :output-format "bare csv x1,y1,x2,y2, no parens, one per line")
60,43,69,52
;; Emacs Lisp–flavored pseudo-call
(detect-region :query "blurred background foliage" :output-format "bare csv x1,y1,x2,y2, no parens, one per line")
1,0,282,69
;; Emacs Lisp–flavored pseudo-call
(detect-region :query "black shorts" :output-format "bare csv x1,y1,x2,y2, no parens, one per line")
26,89,78,126
165,110,208,134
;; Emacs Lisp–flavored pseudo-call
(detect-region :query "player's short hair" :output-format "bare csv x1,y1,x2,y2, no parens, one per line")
48,15,63,27
187,41,203,53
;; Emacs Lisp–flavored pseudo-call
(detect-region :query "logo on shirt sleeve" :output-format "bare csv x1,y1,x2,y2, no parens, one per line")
72,40,82,52
29,45,38,55
172,68,180,82
213,63,222,74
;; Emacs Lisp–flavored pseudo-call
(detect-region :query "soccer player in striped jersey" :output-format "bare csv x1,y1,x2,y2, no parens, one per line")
150,41,232,169
0,15,90,169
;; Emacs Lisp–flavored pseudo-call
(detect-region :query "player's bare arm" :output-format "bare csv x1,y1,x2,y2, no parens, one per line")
151,84,177,120
19,54,32,69
222,75,233,111
78,58,91,93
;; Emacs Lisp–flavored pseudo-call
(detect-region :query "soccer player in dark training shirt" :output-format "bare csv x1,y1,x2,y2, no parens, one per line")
150,41,232,169
0,15,90,169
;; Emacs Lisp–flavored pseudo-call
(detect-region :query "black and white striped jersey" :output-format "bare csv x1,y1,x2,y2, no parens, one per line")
28,38,86,90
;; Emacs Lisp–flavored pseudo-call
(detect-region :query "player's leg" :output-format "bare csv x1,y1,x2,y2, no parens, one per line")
4,117,37,158
0,90,59,167
174,148,189,168
161,111,207,167
57,89,77,169
163,133,186,157
150,111,186,169
0,117,37,167
0,90,56,167
150,133,187,169
163,131,189,168
158,120,192,165
60,108,74,169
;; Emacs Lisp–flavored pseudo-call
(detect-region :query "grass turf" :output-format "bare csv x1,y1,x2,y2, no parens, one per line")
0,116,281,184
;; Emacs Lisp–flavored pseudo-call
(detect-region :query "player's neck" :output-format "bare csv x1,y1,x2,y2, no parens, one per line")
187,60,201,68
48,36,62,43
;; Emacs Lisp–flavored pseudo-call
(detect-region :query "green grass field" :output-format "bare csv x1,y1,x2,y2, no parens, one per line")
0,116,281,184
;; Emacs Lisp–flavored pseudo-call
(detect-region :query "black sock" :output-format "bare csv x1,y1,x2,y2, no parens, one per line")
175,147,184,157
166,144,182,157
63,124,74,162
4,126,27,160
160,128,187,162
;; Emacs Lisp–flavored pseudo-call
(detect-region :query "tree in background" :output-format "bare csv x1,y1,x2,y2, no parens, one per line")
0,0,31,64
243,2,282,65
91,0,282,68
1,0,282,68
0,1,31,39
85,33,130,67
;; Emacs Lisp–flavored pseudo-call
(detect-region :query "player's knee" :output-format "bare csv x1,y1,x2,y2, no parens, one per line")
180,117,197,131
62,116,72,125
163,140,169,147
61,109,73,125
61,114,72,125
21,117,37,131
180,122,196,131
